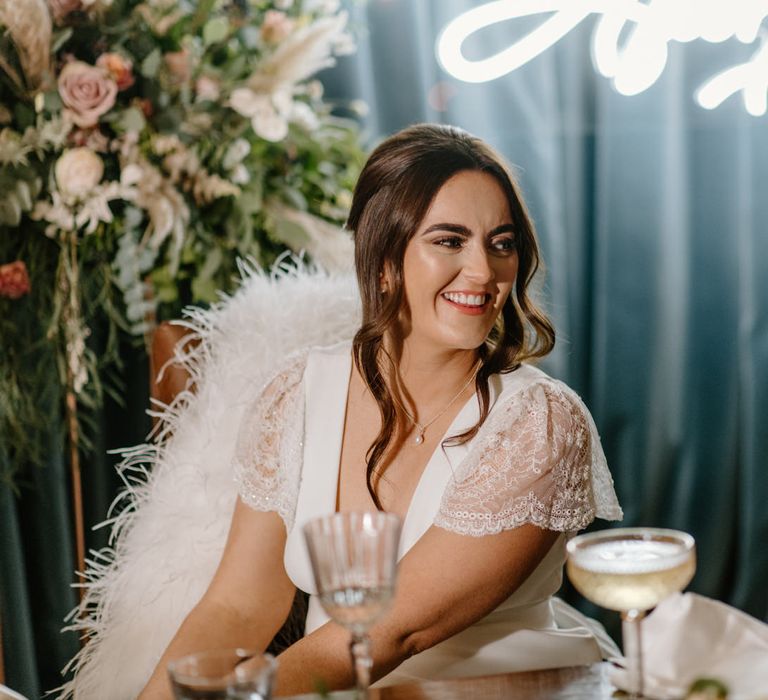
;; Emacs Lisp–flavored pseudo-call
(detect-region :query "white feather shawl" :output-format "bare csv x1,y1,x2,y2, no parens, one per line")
57,261,361,699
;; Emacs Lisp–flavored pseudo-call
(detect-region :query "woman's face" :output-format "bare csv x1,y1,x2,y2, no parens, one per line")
399,170,519,354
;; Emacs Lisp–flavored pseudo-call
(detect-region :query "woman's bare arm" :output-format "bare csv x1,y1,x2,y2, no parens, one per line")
271,522,559,696
138,499,297,699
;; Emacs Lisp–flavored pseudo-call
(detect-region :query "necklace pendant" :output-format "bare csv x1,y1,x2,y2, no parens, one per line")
414,432,425,445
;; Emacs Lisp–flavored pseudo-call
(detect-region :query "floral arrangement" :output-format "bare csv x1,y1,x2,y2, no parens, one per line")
0,0,365,485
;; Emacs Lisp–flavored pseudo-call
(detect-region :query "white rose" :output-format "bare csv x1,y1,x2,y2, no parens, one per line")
55,148,104,199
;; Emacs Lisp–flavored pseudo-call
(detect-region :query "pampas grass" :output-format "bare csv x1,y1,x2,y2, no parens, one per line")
248,13,348,93
0,0,51,90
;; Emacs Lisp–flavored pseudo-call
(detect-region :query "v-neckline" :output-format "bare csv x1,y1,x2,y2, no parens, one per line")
284,343,498,593
330,348,483,541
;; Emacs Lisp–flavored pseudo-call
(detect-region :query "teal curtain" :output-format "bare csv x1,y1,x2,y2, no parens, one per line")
324,0,768,624
0,340,150,698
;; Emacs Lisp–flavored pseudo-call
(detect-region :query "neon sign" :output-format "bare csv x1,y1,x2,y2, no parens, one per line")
436,0,768,116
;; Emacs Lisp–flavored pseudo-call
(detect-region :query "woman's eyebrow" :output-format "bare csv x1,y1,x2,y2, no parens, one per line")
422,222,470,236
489,224,515,236
421,223,515,236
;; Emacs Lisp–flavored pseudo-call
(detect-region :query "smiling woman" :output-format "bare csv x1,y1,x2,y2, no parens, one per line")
136,124,623,699
402,171,519,351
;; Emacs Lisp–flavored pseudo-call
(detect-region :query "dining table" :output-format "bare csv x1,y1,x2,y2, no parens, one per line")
285,662,619,699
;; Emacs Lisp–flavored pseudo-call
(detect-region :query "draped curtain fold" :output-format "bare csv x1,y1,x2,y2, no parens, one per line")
2,1,766,695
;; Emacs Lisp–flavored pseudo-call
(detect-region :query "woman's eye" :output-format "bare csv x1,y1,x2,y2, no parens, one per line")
434,236,464,249
491,237,516,252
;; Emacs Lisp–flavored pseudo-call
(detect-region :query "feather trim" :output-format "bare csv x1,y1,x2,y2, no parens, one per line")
54,259,360,699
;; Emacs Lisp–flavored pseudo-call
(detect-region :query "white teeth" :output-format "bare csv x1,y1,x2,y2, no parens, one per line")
443,292,486,307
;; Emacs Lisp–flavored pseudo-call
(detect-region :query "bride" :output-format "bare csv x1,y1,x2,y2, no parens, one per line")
138,123,622,698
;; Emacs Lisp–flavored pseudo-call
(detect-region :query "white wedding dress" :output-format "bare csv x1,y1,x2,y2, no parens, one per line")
234,341,623,686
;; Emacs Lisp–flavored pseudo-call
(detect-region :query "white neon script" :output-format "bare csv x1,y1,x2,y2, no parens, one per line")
436,0,768,115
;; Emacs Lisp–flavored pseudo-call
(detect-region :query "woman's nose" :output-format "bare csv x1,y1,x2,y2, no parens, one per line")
464,245,495,283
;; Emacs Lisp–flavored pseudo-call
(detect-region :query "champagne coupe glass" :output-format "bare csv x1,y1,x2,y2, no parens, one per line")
566,527,695,699
303,511,401,699
167,648,277,699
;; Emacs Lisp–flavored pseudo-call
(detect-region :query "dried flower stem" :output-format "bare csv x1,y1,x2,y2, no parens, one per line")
61,231,86,609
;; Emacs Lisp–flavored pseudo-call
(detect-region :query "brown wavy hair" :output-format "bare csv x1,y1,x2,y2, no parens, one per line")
348,124,555,509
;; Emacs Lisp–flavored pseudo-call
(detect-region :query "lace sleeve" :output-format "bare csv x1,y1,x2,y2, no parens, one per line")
435,379,621,537
232,353,307,531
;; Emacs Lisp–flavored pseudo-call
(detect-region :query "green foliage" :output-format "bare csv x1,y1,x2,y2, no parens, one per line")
0,0,366,485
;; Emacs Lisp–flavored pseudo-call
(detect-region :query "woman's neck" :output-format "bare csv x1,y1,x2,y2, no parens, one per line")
385,339,480,414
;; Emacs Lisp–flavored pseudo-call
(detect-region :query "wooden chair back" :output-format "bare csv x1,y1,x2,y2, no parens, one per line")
149,322,198,407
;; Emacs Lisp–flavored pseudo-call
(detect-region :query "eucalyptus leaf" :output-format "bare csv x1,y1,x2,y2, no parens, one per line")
15,180,32,209
199,246,223,279
0,194,21,226
238,186,263,214
239,27,260,50
116,107,147,134
43,91,63,112
282,187,308,211
150,267,179,303
141,48,162,78
191,274,219,302
203,17,229,46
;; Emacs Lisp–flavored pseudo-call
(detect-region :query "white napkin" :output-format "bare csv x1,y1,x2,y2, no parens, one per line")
611,593,768,699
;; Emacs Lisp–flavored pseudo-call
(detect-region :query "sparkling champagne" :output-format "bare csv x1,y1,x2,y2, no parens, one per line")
566,538,696,612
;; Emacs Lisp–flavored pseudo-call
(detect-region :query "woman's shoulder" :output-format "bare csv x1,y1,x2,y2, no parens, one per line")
494,362,573,400
487,363,593,435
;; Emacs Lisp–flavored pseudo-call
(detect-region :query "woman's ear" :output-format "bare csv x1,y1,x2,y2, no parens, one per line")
379,265,391,294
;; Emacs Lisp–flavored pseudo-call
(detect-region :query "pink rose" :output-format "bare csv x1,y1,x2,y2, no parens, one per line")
48,0,82,22
58,60,118,128
260,10,295,44
96,53,135,91
0,261,31,300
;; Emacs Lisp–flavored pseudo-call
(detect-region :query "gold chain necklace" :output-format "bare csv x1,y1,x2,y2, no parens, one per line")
391,363,480,445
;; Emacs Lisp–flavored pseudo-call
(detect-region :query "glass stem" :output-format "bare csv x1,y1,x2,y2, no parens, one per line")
621,608,646,699
349,632,372,699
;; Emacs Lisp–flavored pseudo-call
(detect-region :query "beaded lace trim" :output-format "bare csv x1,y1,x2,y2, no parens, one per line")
232,352,307,532
434,379,614,536
234,360,621,537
